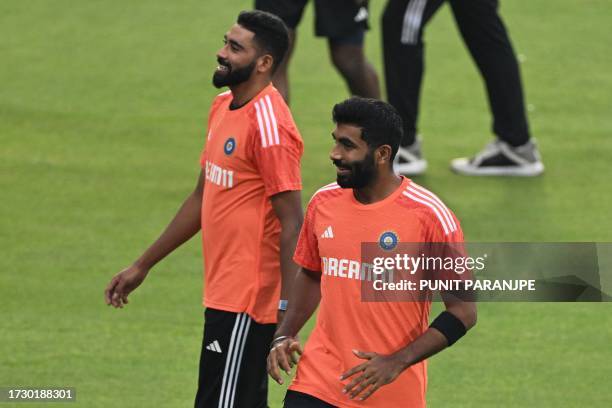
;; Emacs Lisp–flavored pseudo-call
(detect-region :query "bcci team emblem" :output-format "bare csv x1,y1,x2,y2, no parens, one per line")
379,231,398,251
224,137,236,155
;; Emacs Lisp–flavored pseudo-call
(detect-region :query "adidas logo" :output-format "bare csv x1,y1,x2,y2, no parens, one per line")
354,7,368,23
206,340,222,353
321,226,334,239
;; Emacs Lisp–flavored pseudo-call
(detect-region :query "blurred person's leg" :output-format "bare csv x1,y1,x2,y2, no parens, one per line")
448,0,543,176
449,0,530,147
255,0,308,103
272,29,296,103
328,32,380,99
315,0,380,99
382,0,444,175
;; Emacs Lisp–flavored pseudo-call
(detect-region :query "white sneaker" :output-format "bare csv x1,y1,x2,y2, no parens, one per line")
450,139,544,176
394,139,427,175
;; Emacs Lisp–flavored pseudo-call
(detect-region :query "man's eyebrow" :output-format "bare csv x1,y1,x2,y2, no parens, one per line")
224,34,244,50
332,133,357,145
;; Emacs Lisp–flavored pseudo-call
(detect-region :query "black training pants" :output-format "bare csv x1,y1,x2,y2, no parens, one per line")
382,0,531,147
194,308,275,408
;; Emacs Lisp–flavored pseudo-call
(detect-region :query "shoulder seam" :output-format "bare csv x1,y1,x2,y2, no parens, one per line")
309,182,341,203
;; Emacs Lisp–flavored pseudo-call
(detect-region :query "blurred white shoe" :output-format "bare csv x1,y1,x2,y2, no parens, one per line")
451,139,544,176
394,138,427,176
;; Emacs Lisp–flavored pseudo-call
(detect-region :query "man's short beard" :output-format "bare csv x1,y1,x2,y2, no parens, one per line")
336,151,377,189
212,60,256,88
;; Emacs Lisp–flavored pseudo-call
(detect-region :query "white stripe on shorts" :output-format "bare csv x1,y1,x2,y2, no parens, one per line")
218,313,250,408
401,0,427,44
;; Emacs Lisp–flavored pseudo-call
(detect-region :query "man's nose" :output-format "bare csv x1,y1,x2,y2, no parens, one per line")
216,47,227,61
329,146,342,163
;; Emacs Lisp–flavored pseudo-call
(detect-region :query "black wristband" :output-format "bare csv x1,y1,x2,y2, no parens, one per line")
430,311,467,346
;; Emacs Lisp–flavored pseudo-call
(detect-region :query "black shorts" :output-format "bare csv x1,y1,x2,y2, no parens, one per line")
284,390,337,407
194,308,276,408
255,0,370,43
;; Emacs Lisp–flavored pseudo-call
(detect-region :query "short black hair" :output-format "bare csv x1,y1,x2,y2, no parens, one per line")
237,10,289,73
332,97,404,162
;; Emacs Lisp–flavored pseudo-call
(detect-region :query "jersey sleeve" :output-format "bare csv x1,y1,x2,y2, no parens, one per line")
423,209,472,289
431,211,464,244
293,199,321,272
252,113,303,197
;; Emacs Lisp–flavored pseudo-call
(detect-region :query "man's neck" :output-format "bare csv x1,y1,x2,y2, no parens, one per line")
229,78,270,109
353,171,403,205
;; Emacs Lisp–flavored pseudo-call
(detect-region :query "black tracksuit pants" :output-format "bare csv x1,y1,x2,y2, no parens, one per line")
382,0,531,147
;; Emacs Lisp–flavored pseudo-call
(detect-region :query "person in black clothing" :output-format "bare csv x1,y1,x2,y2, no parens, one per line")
383,0,544,176
256,0,380,103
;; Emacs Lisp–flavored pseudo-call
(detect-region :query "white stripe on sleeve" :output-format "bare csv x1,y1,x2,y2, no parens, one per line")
407,186,457,232
402,191,451,235
264,95,280,145
258,100,275,147
254,103,268,148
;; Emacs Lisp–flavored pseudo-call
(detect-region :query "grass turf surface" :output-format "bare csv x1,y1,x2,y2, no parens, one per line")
2,0,612,406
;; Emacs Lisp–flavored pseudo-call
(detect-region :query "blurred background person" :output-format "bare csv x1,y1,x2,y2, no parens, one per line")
256,0,380,103
382,0,544,176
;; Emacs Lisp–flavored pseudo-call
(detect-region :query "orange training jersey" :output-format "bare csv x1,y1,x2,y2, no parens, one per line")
200,84,303,324
290,177,463,407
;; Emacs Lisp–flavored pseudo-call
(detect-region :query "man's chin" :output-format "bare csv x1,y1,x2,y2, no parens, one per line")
336,175,354,189
212,74,228,89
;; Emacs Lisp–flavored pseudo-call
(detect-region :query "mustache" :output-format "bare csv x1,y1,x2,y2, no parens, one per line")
217,57,231,68
332,159,350,170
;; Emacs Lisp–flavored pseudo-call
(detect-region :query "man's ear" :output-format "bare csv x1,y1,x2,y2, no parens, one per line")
376,145,394,166
257,54,274,74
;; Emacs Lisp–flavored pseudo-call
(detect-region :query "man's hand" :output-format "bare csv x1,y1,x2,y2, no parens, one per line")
267,337,303,385
104,265,148,308
340,349,406,401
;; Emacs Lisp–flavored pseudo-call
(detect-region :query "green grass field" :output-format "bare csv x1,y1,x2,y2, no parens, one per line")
2,0,612,406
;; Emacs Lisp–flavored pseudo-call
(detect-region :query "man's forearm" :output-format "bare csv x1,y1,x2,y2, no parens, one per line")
394,304,477,370
134,191,202,271
270,190,304,302
278,221,301,301
393,327,449,370
275,268,321,338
